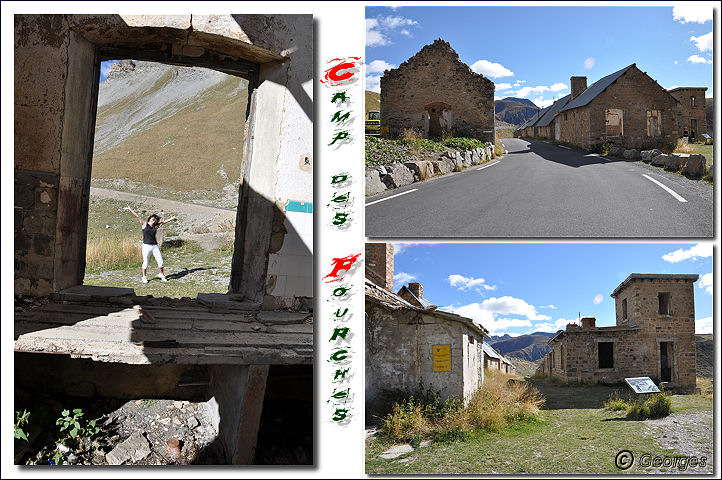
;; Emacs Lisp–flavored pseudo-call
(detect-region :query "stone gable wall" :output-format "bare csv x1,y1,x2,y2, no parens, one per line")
380,39,495,142
668,87,708,137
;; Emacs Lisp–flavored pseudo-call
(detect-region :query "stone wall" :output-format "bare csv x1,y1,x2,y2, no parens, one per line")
380,39,495,142
668,87,708,138
557,107,591,149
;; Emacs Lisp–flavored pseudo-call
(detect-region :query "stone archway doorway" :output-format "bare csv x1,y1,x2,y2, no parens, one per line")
424,102,452,138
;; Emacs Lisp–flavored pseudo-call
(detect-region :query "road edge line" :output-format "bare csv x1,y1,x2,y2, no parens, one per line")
642,174,688,203
365,188,419,207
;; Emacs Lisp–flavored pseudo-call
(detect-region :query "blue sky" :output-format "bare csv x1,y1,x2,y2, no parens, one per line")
391,243,713,336
366,6,714,107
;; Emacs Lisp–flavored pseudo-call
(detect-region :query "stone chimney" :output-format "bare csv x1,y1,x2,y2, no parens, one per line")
580,316,596,329
566,323,581,331
408,282,423,299
365,243,394,291
570,76,587,100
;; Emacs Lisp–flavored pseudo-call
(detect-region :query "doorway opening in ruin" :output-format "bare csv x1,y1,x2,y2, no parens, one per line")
598,342,614,369
660,342,673,382
82,56,254,300
423,102,452,138
605,109,623,137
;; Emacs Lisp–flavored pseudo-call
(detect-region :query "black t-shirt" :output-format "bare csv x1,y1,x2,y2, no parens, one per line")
142,224,158,245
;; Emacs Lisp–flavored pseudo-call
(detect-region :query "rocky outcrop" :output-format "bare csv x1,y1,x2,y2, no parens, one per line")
382,163,415,189
403,160,434,181
365,168,387,196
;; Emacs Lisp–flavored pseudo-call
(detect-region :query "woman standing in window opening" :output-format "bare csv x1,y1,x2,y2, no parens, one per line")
124,205,177,284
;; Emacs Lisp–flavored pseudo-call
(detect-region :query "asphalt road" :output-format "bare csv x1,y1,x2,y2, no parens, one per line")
365,138,714,238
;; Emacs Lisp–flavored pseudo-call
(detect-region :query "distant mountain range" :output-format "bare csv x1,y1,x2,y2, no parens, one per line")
494,97,540,126
490,332,554,362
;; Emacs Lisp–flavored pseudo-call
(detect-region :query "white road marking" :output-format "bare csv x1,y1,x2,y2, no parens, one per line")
504,150,508,154
559,145,571,150
366,188,419,206
477,161,500,171
642,174,687,203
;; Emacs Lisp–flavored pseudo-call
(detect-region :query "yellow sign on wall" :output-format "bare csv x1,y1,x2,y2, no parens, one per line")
433,344,451,371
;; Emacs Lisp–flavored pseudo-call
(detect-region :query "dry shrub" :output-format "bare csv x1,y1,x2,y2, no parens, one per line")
402,128,423,141
86,236,140,269
380,370,543,444
673,138,694,154
604,391,630,411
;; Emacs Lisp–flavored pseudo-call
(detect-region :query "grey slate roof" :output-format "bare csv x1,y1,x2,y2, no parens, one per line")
536,94,571,127
560,64,635,112
482,341,502,360
399,285,436,309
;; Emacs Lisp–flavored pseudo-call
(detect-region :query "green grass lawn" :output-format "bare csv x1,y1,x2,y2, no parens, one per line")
366,379,713,475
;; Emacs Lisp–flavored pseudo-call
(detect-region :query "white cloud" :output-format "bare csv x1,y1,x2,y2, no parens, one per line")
470,59,514,78
532,97,555,108
550,82,568,92
494,95,502,101
688,54,712,64
393,243,420,256
393,272,416,286
447,274,496,292
533,318,574,332
691,32,713,52
366,15,419,47
495,82,512,91
443,296,551,334
696,316,712,334
365,60,396,93
673,6,713,24
593,294,604,305
540,304,557,310
513,80,526,86
516,85,549,98
662,243,712,263
674,60,679,65
699,272,713,295
584,57,596,69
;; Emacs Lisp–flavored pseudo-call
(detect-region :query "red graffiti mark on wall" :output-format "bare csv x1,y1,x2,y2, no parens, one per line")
320,57,362,87
323,253,361,282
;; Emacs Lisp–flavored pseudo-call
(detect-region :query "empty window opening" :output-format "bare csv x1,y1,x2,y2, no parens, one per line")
690,96,696,108
84,59,250,299
605,109,623,136
658,292,671,315
690,118,698,139
646,110,661,137
659,342,672,382
622,298,628,321
598,342,614,369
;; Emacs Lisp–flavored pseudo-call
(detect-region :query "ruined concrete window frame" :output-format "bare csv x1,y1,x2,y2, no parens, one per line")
622,298,628,320
646,110,662,137
605,108,624,137
597,342,614,369
658,292,671,315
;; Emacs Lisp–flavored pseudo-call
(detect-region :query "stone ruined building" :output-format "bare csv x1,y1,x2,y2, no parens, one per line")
667,87,708,140
380,39,495,142
365,243,490,417
14,14,312,464
536,274,699,393
552,65,682,150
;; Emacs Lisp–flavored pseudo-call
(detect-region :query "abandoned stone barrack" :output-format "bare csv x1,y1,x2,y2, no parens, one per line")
535,274,699,393
514,64,707,151
14,14,313,464
380,39,495,141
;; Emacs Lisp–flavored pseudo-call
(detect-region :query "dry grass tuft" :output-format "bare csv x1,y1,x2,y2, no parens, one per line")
86,236,140,270
673,138,694,154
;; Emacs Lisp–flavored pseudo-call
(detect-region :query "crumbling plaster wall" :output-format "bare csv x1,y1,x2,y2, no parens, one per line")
366,304,482,406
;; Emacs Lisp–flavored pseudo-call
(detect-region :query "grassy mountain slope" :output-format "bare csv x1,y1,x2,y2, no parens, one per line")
495,97,539,125
93,61,248,193
696,334,713,378
366,90,381,115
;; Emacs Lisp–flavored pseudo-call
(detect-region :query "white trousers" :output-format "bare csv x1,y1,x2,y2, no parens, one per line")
141,243,164,269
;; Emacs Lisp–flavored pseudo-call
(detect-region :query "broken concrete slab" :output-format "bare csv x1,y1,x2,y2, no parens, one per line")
379,444,414,459
105,431,151,465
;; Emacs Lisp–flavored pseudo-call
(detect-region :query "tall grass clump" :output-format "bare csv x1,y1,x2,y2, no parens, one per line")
673,138,694,154
85,236,140,270
494,132,504,157
603,391,630,411
625,393,671,420
380,371,544,444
